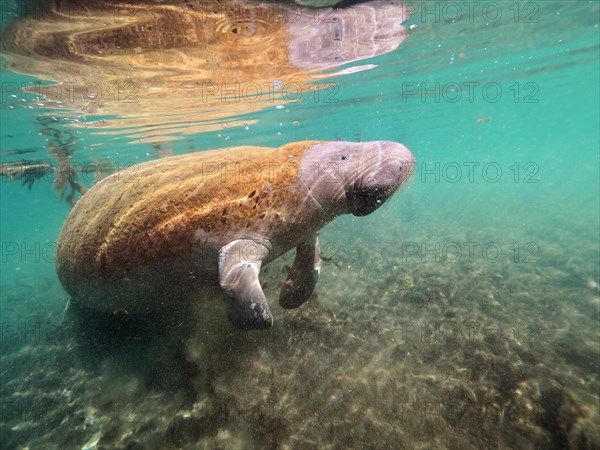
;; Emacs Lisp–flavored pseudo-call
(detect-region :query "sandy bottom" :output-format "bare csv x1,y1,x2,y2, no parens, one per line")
1,224,598,450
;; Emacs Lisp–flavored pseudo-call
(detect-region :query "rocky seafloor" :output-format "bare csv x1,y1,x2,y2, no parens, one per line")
1,221,599,450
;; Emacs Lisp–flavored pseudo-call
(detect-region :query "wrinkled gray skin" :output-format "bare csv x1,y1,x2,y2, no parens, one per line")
220,141,414,329
287,0,409,69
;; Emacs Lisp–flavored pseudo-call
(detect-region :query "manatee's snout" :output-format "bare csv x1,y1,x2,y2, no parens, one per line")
347,141,414,216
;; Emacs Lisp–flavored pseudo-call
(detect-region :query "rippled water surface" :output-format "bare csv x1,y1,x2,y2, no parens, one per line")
1,1,598,449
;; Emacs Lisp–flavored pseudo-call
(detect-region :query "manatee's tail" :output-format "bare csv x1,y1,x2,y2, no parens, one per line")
61,297,195,357
61,298,200,388
62,297,150,356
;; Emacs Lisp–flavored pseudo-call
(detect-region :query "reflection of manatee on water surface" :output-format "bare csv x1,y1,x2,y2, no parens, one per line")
56,140,415,331
287,1,409,69
0,0,409,142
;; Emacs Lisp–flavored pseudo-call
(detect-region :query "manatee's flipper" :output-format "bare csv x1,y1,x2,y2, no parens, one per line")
279,234,321,309
218,239,272,329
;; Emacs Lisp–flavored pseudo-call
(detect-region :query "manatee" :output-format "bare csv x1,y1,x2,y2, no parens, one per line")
56,140,414,329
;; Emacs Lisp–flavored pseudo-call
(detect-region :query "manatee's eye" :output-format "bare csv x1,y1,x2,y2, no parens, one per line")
341,156,346,161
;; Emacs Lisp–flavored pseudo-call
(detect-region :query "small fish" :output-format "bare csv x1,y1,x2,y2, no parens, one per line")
0,148,38,156
112,307,130,317
321,254,342,269
586,278,600,290
0,160,55,190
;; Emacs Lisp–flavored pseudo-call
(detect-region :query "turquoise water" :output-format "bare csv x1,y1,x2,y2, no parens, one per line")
1,1,599,449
